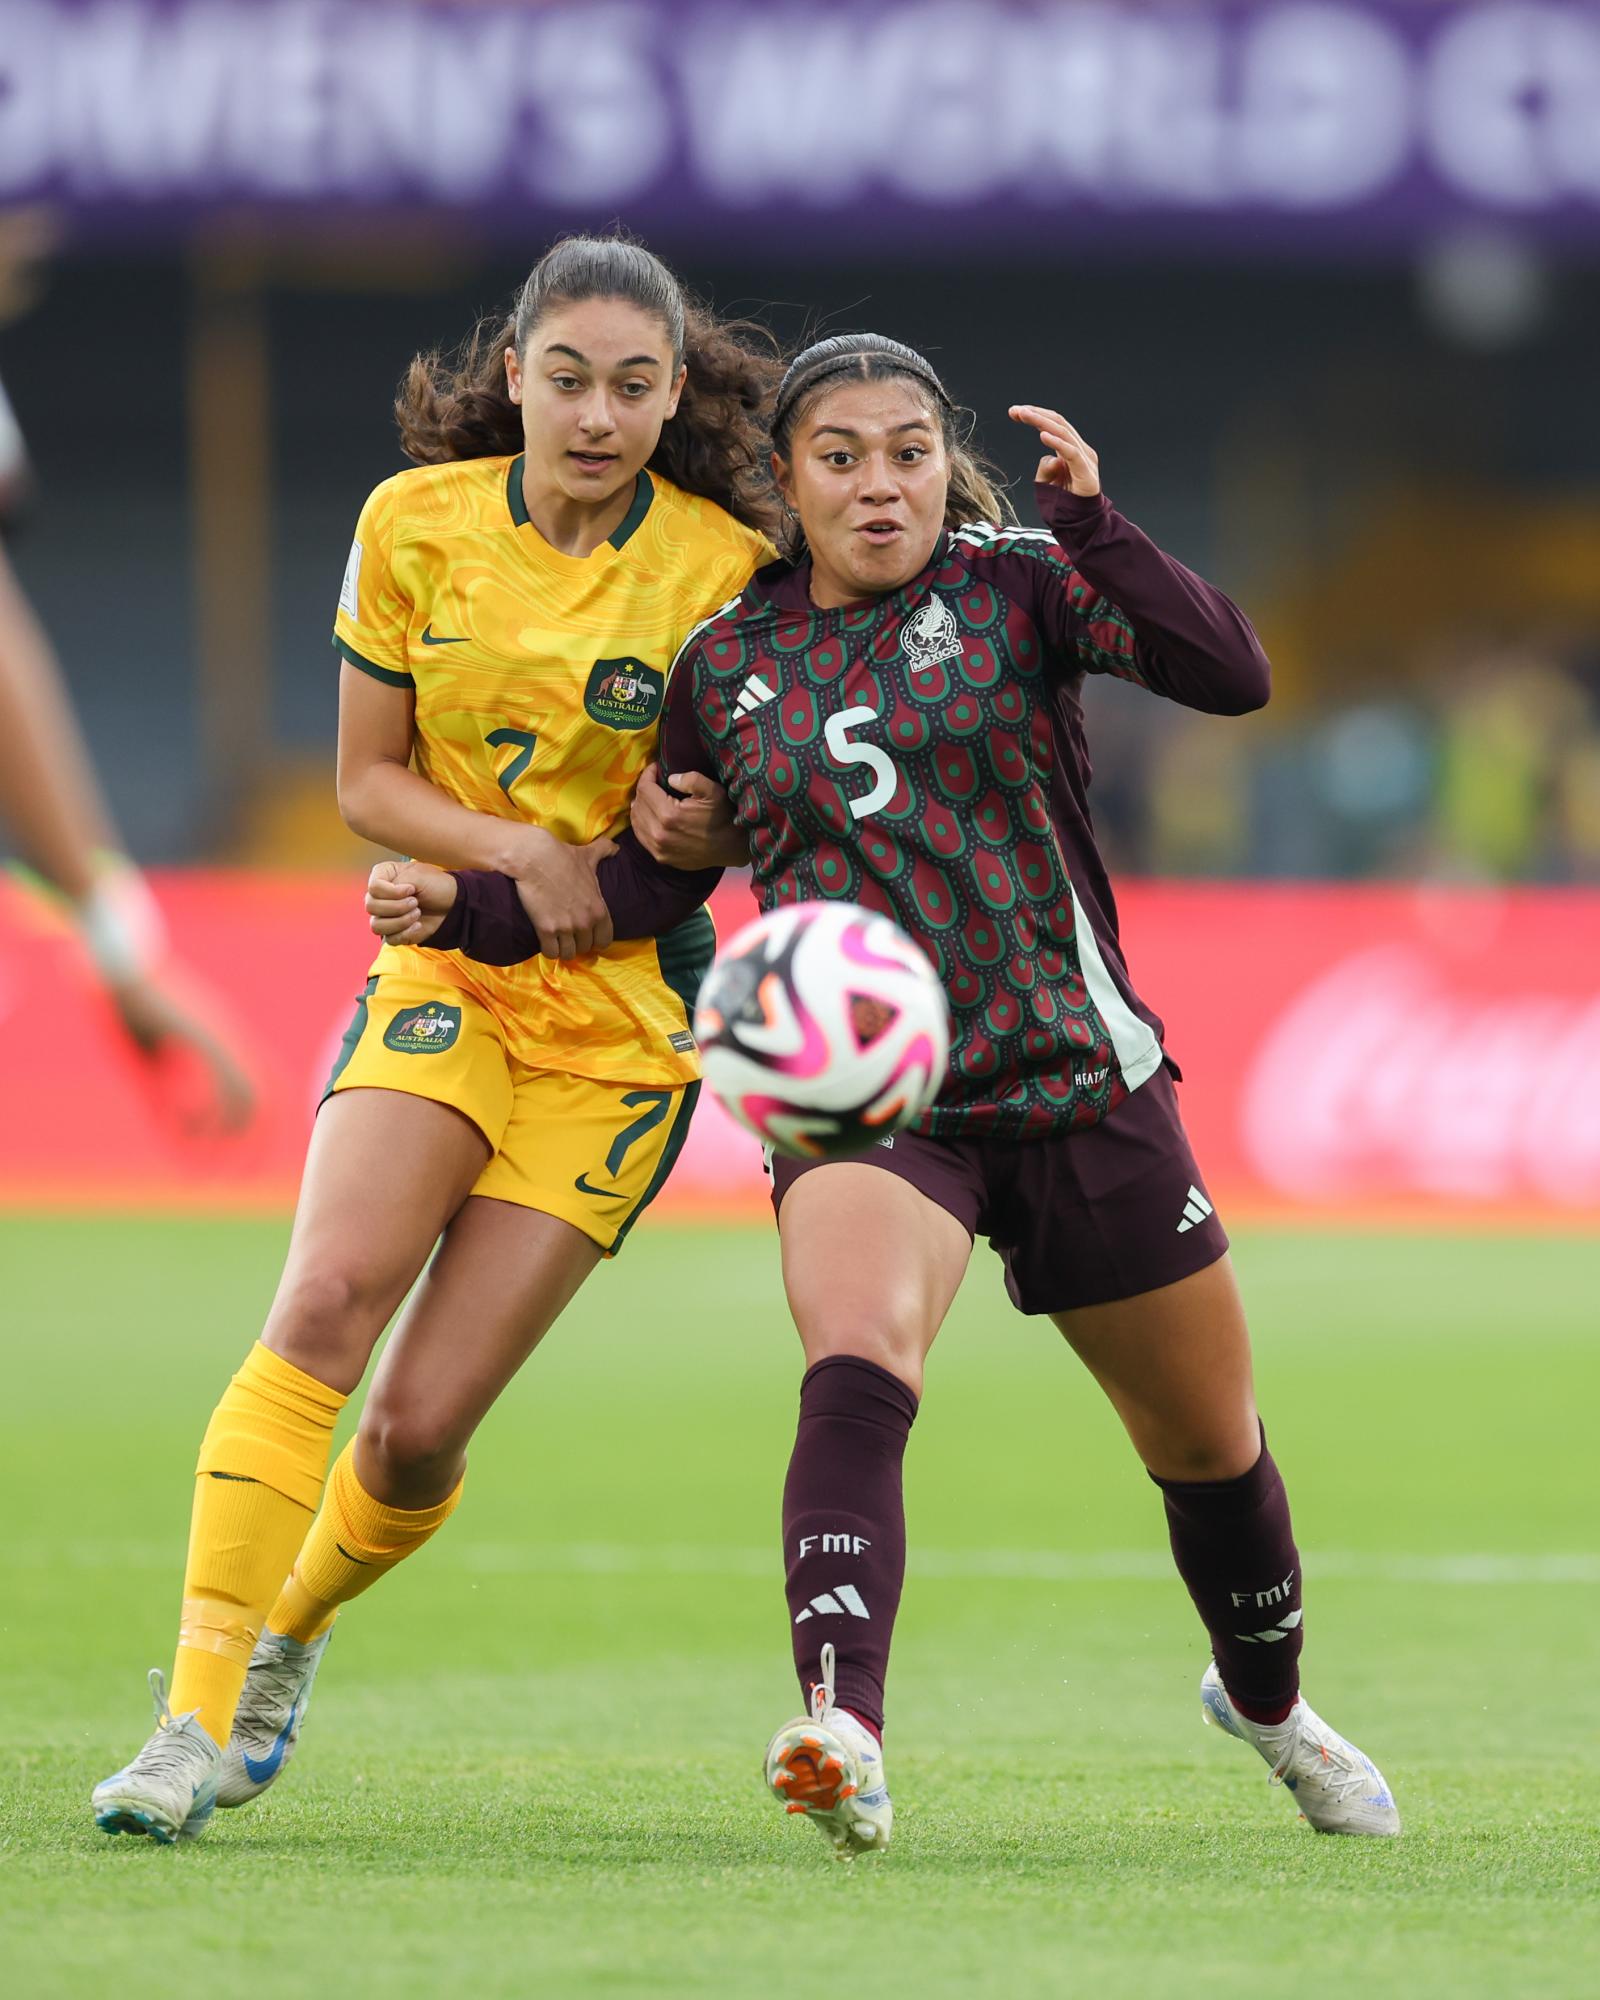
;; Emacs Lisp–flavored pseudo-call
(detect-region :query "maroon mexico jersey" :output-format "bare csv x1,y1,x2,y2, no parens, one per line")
654,486,1271,1141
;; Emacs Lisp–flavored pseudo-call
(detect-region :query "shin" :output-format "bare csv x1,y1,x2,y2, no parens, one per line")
1154,1426,1303,1722
783,1355,918,1736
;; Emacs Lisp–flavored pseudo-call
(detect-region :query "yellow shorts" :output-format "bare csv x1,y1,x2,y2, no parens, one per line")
323,975,698,1254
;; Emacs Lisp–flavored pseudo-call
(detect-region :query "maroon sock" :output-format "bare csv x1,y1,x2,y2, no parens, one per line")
1152,1426,1302,1724
782,1354,917,1739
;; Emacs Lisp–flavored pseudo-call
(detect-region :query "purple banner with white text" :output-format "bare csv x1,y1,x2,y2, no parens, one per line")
2,1,1599,251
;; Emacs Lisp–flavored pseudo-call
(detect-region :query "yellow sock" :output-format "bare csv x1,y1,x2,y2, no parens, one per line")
170,1342,346,1747
269,1441,463,1645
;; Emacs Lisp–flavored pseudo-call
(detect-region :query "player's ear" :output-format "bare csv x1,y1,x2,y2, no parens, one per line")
664,362,687,421
771,450,794,507
504,344,523,405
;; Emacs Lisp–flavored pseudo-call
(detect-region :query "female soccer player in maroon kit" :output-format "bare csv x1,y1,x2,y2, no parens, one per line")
376,334,1399,1854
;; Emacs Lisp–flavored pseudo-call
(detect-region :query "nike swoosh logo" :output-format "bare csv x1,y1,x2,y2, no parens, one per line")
420,624,468,645
335,1543,374,1566
241,1700,299,1785
573,1173,629,1200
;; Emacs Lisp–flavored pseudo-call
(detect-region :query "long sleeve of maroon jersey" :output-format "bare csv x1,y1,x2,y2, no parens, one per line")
658,644,722,780
598,830,722,937
598,655,727,930
1013,486,1271,716
421,836,718,964
421,869,538,963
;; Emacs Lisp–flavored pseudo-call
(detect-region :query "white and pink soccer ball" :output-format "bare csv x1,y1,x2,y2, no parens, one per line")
694,900,951,1160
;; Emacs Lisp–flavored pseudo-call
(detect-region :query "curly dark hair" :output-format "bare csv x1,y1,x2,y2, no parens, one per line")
395,234,782,535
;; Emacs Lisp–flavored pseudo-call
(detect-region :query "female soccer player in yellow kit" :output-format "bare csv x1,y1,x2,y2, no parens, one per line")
92,237,777,1841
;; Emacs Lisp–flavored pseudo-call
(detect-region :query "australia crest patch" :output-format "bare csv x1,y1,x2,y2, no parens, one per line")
383,1002,462,1054
585,656,664,731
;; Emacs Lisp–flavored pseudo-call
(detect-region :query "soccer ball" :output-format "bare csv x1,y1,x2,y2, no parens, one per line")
694,899,951,1159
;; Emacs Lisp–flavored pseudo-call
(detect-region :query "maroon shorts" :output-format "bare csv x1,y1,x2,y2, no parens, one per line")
768,1064,1229,1315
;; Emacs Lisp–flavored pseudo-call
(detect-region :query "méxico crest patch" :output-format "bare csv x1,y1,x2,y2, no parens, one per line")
585,656,664,731
901,594,964,669
382,1002,462,1054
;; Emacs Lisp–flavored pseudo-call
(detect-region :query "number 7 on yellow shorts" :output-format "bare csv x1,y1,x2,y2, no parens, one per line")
325,974,699,1253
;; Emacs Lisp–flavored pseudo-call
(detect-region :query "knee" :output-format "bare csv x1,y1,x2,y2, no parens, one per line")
800,1316,924,1399
1146,1430,1261,1485
266,1263,393,1380
358,1395,465,1497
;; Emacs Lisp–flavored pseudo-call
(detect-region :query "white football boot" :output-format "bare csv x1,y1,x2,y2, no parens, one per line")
217,1626,333,1807
92,1669,222,1843
763,1643,893,1857
1201,1662,1400,1836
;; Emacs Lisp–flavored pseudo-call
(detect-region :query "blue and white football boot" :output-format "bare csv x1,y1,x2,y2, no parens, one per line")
763,1642,893,1857
1201,1662,1400,1835
217,1626,332,1807
92,1669,222,1843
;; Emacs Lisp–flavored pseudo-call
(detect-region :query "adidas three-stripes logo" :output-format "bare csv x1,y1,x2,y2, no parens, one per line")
733,674,778,718
1234,1609,1304,1644
1176,1184,1213,1234
794,1584,871,1624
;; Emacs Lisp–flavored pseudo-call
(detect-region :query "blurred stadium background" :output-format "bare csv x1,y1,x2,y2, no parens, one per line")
2,0,1597,1219
2,4,1596,1995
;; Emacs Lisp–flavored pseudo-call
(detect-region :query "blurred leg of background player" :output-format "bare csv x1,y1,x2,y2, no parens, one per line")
0,540,255,1131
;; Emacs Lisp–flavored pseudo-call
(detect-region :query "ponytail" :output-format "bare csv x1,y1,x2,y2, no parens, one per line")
647,299,782,533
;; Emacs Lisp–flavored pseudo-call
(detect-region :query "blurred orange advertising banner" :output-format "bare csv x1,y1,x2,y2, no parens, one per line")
1,873,1597,1229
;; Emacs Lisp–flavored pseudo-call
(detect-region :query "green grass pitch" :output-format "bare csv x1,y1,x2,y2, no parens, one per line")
2,1214,1597,1997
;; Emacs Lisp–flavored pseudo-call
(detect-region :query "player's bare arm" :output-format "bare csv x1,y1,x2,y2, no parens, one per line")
0,545,256,1132
338,664,543,875
631,762,747,871
0,548,121,896
336,663,614,959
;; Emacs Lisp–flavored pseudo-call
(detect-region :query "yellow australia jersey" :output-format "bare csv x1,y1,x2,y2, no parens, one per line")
332,452,770,1085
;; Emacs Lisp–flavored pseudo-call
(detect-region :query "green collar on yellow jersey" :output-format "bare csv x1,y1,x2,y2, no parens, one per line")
506,456,655,553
